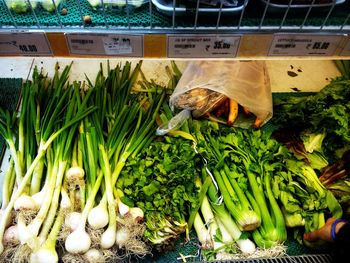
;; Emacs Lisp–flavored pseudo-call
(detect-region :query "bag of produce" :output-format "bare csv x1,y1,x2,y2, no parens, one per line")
5,0,64,13
165,60,272,132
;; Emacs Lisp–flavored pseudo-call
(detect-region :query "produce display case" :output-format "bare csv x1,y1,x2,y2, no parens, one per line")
0,0,349,262
0,0,349,33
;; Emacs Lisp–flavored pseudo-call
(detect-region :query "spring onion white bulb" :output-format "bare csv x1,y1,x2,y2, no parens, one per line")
88,198,108,230
31,189,46,207
65,212,82,231
60,189,71,210
30,247,58,263
65,227,91,254
84,248,104,263
66,166,85,183
3,225,19,245
100,227,116,249
115,227,129,249
129,207,144,223
117,199,129,217
17,214,32,244
14,194,38,211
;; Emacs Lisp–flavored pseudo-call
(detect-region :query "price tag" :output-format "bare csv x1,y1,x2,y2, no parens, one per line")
340,37,350,56
66,33,143,57
167,35,241,58
0,32,52,56
269,34,343,56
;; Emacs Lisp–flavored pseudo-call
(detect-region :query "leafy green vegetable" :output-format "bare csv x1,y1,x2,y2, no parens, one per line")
191,119,343,248
118,135,200,250
191,120,287,248
272,79,350,161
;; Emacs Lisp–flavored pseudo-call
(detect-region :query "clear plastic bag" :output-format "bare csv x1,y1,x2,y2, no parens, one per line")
169,60,272,128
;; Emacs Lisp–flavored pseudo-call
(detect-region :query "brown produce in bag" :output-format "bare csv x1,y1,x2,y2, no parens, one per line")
169,60,272,128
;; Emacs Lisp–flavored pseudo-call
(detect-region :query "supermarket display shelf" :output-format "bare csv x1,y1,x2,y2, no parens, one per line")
0,1,349,58
0,0,349,31
0,57,343,263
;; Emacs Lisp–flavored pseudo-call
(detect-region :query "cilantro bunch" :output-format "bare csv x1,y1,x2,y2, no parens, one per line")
118,136,200,250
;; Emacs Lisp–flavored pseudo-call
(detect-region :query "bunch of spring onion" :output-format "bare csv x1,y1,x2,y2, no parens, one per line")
0,63,96,262
0,60,172,262
61,61,168,261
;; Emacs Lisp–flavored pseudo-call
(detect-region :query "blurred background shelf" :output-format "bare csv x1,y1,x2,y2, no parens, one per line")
0,0,348,30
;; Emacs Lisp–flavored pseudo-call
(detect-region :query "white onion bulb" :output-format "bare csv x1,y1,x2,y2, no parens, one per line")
84,248,105,263
14,194,38,211
32,190,46,207
65,228,91,254
88,201,108,230
3,225,19,245
66,167,85,181
129,207,144,223
65,212,82,231
17,214,32,244
117,199,129,217
60,189,71,210
100,227,116,249
30,247,58,263
115,227,129,249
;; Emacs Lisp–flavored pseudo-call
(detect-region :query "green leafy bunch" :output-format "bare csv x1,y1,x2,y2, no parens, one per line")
118,135,200,249
272,79,350,159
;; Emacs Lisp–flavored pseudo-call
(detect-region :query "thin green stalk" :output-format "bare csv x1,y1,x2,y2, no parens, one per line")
80,186,86,211
188,173,212,231
85,130,97,185
6,138,23,185
37,160,67,245
263,171,287,242
219,169,238,202
99,145,117,230
1,159,15,210
245,169,275,234
224,166,253,212
29,159,66,246
30,156,45,195
43,206,64,248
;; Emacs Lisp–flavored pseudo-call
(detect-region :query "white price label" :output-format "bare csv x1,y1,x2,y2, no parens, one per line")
102,36,133,55
269,34,343,56
340,37,350,56
167,35,241,58
66,33,143,57
0,32,52,56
